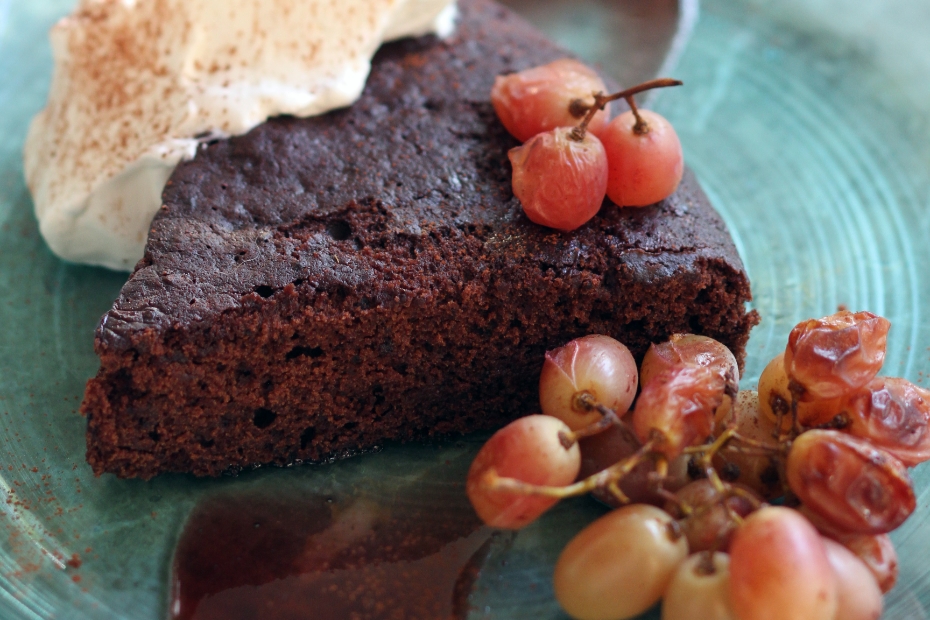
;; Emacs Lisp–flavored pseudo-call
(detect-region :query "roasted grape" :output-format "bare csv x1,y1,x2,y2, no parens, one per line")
784,311,890,402
540,335,638,431
840,376,930,466
822,537,883,620
554,504,688,620
662,552,736,620
757,352,843,429
641,333,739,419
786,430,915,534
640,334,739,389
632,365,724,460
729,507,837,620
602,108,683,207
466,415,580,529
509,127,608,231
665,479,759,552
490,58,611,142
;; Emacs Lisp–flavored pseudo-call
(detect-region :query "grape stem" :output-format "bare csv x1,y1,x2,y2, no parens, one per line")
693,428,737,493
569,77,683,142
558,392,640,448
483,439,657,500
684,428,786,456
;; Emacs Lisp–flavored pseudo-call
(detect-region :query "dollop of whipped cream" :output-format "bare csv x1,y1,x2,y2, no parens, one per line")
24,0,457,270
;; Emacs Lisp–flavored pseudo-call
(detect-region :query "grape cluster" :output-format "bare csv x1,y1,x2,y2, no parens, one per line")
466,310,926,620
491,59,685,232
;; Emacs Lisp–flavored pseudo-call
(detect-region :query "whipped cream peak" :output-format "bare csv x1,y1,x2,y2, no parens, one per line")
25,0,457,270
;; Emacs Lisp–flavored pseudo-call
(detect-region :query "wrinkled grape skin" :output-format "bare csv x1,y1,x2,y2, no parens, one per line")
786,430,915,534
642,334,739,420
822,538,883,620
729,507,837,620
784,311,890,402
554,505,688,620
757,353,843,429
841,376,930,466
540,335,638,431
833,532,899,593
509,128,608,232
491,58,611,142
662,553,736,620
602,109,684,207
712,390,785,500
466,415,580,529
633,365,724,460
665,479,759,552
640,334,739,389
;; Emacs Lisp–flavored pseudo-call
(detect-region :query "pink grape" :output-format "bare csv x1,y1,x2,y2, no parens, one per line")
553,504,688,620
466,415,580,529
491,58,611,142
601,108,684,207
834,532,899,593
509,127,608,231
539,334,638,431
822,537,883,620
795,504,899,593
729,506,837,620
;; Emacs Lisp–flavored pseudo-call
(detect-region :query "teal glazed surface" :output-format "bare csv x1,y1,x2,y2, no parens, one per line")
1,0,930,618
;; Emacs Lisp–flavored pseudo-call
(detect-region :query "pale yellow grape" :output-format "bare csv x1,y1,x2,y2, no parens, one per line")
662,552,735,620
757,352,842,430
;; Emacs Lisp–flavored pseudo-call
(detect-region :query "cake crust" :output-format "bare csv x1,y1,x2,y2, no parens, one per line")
83,0,758,479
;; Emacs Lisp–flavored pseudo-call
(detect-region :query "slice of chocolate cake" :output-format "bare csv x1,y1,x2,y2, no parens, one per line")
82,0,758,479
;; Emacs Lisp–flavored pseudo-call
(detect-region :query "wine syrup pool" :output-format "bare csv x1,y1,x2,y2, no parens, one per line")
169,488,492,620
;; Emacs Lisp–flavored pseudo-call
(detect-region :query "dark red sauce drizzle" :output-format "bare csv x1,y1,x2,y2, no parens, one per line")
169,489,492,620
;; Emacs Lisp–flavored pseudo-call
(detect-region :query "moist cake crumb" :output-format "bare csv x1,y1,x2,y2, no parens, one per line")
82,0,758,479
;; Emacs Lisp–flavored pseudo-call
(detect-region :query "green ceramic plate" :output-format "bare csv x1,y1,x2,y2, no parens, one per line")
2,0,929,618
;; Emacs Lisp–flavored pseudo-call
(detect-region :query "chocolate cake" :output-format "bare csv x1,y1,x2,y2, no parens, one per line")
82,0,758,479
